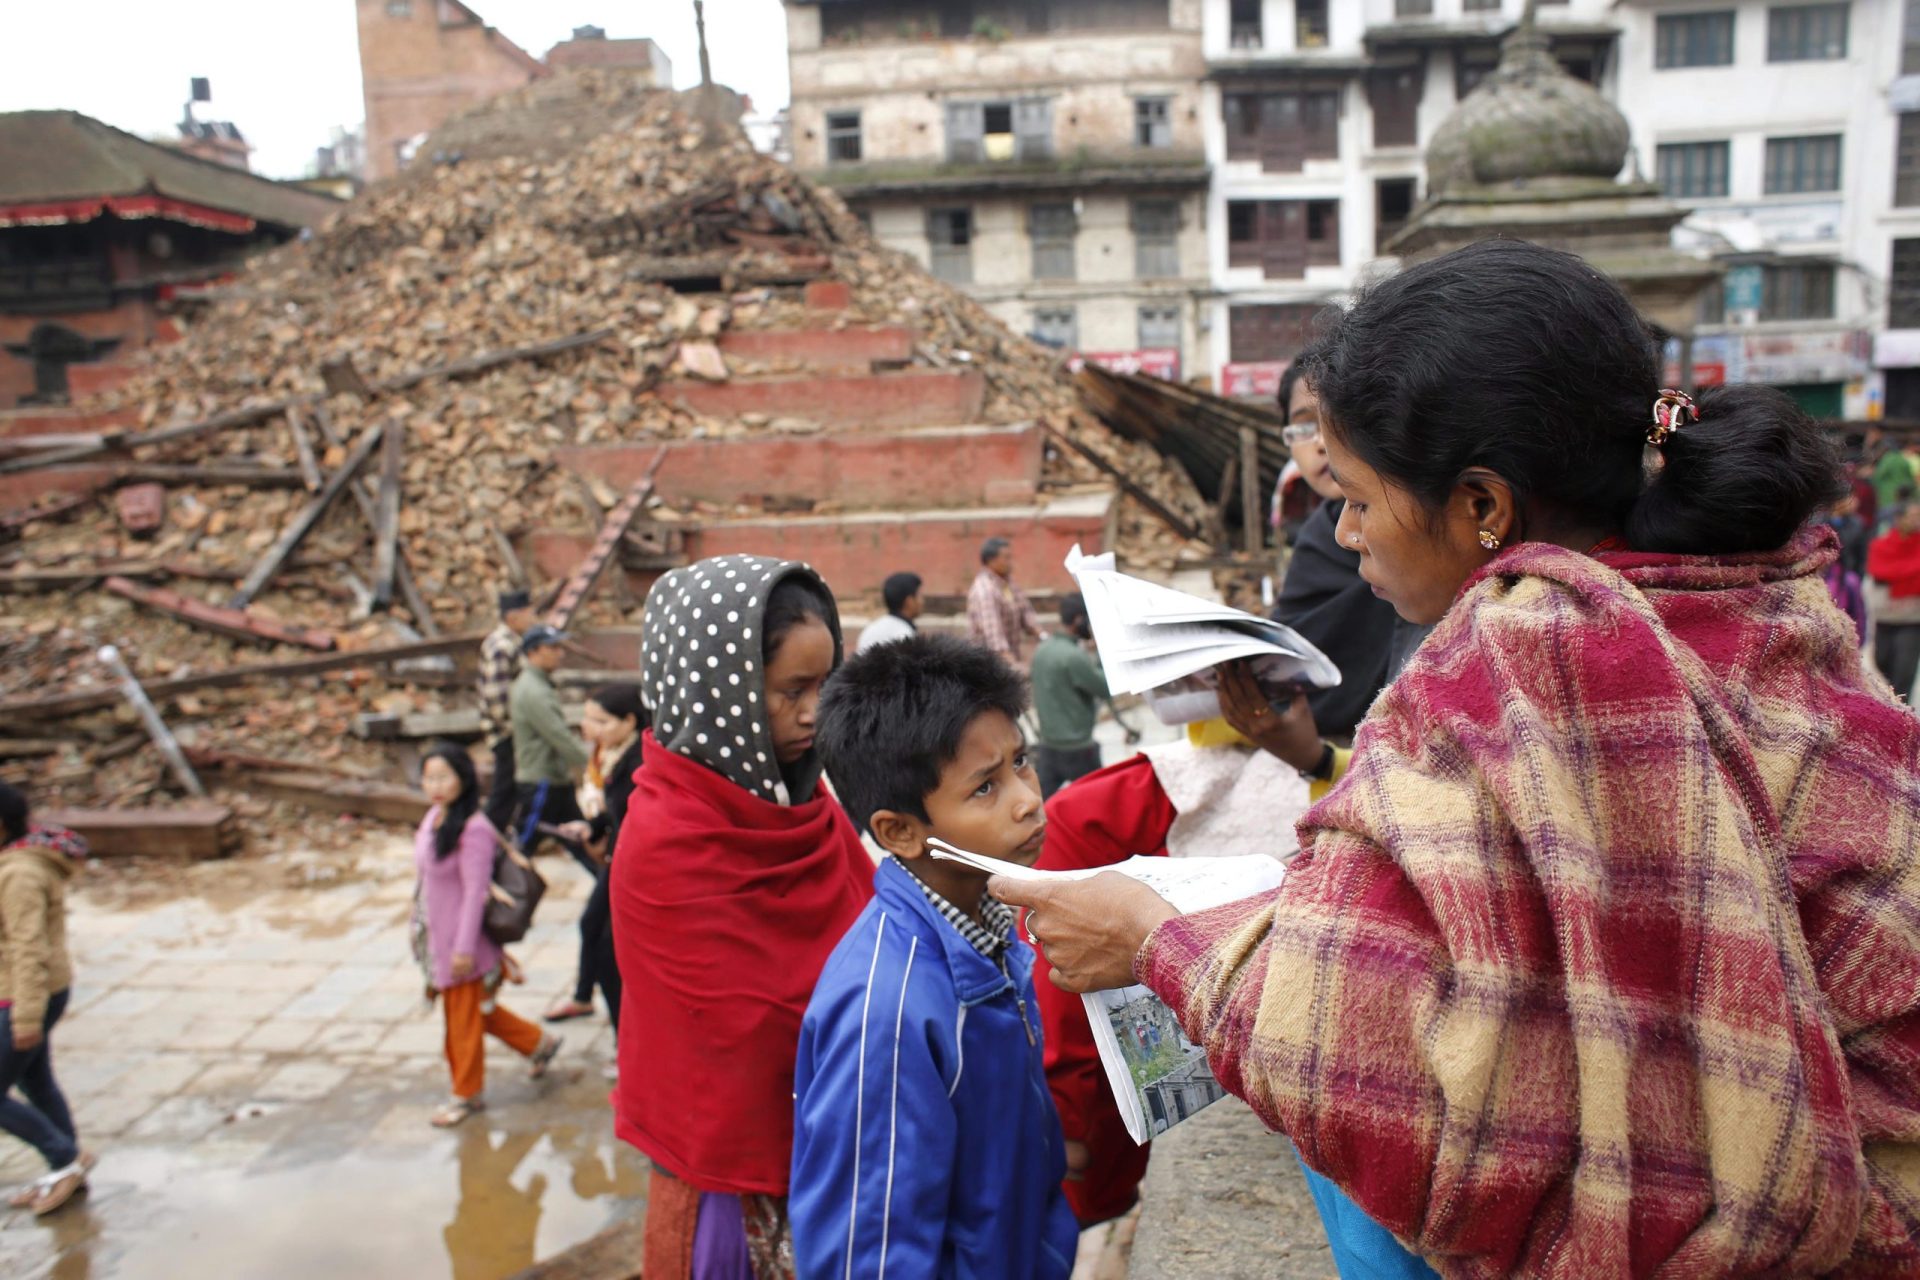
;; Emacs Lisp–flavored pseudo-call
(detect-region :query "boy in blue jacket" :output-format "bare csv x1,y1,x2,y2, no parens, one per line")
795,634,1079,1280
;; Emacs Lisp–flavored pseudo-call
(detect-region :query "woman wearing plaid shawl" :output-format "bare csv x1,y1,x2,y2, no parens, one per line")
994,239,1920,1277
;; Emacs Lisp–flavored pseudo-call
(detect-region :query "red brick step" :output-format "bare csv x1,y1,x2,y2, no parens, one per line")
717,326,913,370
669,369,985,431
553,423,1040,513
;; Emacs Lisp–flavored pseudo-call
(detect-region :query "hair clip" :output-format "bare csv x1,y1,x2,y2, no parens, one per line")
1649,389,1699,447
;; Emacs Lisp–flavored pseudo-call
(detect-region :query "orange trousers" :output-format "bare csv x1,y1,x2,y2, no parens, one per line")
442,979,542,1100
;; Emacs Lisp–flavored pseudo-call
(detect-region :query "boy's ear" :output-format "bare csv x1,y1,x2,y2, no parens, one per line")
869,809,928,862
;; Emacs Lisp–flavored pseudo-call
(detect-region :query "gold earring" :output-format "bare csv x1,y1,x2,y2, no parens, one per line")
1478,530,1501,552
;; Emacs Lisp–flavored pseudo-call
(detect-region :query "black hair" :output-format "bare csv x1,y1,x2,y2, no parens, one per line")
589,681,649,729
1299,239,1843,556
1058,591,1088,631
423,742,480,859
980,536,1011,565
764,574,836,662
0,782,27,844
816,634,1029,835
882,571,923,615
1276,359,1309,419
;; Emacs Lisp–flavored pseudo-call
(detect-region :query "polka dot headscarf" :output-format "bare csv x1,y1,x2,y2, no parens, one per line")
641,554,842,806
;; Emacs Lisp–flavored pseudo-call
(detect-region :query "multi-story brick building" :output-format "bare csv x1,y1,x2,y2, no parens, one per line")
356,3,671,183
784,0,1216,380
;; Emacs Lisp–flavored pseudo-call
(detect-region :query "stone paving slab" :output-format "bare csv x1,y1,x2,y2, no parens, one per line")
0,836,645,1280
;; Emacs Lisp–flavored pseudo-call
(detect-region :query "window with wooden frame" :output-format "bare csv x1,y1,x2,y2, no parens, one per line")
1763,134,1841,194
1760,261,1836,320
1898,114,1920,206
1223,88,1340,172
1227,199,1340,279
1132,200,1181,278
1368,63,1423,148
1656,11,1736,68
826,111,861,165
1891,239,1920,329
1031,306,1077,351
927,208,973,284
1135,97,1173,148
1028,203,1076,281
1657,141,1731,198
1767,3,1848,61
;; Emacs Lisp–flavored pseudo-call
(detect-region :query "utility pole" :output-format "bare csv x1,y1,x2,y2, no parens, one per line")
693,0,712,87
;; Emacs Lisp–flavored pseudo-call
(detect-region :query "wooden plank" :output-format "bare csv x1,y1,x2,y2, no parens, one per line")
490,521,527,588
242,771,428,824
0,631,484,718
1239,425,1262,557
546,445,668,629
230,425,382,608
371,415,404,608
105,576,337,651
352,707,487,741
0,739,67,759
117,464,305,488
37,805,236,861
1045,420,1206,546
311,396,439,637
284,405,322,492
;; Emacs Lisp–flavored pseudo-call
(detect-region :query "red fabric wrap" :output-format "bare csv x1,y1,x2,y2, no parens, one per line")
1033,754,1177,1225
611,732,873,1195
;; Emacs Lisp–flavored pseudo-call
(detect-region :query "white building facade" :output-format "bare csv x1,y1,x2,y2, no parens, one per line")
1200,0,1903,418
1200,0,1623,396
785,0,1215,379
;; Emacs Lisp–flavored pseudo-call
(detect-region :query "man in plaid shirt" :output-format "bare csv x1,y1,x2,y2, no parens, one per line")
966,537,1045,665
479,589,537,831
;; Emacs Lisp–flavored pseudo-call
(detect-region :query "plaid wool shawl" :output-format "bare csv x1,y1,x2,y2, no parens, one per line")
1138,526,1920,1277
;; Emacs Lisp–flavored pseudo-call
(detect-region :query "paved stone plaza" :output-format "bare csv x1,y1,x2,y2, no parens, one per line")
0,837,646,1280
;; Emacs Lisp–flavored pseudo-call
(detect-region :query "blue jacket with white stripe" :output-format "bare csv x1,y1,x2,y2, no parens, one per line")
791,856,1079,1280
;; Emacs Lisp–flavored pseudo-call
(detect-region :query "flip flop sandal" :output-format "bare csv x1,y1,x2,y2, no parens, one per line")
430,1097,485,1128
543,999,594,1023
30,1168,86,1217
9,1177,49,1210
529,1034,564,1079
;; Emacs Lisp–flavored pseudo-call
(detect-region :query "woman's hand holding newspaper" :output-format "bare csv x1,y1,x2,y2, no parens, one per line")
988,871,1180,992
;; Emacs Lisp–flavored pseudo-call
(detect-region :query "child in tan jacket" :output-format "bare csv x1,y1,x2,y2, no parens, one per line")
0,782,93,1215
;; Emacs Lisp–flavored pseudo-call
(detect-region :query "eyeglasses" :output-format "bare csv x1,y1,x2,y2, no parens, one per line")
1281,423,1321,446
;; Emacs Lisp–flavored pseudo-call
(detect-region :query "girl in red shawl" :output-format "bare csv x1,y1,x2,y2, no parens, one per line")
994,239,1920,1277
610,555,873,1279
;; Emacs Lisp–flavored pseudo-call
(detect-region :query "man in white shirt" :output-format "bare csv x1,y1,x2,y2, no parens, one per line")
854,571,923,653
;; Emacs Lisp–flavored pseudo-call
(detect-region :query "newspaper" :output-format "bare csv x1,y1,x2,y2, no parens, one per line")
1063,545,1339,724
927,839,1284,1143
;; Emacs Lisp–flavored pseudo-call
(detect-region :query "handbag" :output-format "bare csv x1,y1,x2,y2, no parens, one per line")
483,830,547,946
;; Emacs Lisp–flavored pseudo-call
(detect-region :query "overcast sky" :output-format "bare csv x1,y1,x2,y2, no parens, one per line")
0,0,794,180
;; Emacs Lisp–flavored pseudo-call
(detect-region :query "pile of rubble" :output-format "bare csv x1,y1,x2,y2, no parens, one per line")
0,73,1213,836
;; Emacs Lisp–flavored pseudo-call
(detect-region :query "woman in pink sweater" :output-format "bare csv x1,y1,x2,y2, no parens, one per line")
415,744,560,1127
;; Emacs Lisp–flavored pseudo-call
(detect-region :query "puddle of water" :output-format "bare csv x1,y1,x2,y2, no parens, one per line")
7,1109,647,1279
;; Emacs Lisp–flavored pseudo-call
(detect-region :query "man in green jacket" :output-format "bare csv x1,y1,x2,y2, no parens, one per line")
509,625,590,846
1029,592,1110,799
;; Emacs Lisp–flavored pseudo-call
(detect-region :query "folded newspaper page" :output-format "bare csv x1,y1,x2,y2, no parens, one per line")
1062,545,1339,724
927,839,1284,1143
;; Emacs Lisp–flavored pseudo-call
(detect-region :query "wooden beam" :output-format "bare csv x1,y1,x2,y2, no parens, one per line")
1044,420,1207,547
230,424,382,609
1239,425,1262,557
284,405,322,491
0,631,484,718
242,771,429,824
546,445,668,629
309,406,437,637
371,416,404,608
105,576,337,651
118,464,306,488
36,805,236,861
490,521,527,589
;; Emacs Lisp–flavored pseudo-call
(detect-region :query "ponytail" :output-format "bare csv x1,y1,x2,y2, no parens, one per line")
1625,384,1845,556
